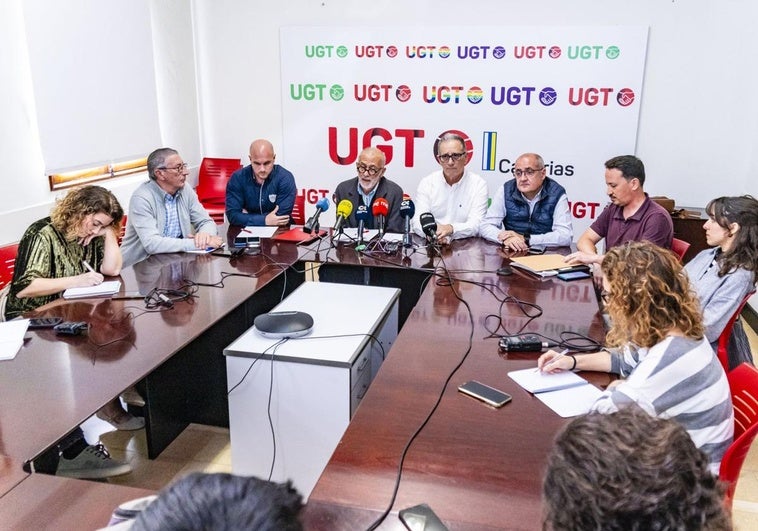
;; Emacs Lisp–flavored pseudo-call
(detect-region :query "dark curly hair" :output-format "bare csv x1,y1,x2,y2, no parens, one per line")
602,241,704,348
706,195,758,284
50,185,123,241
542,408,731,531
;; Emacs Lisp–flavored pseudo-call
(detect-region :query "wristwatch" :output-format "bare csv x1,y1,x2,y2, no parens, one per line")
523,233,530,246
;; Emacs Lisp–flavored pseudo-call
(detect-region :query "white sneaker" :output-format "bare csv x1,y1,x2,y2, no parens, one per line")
56,444,132,479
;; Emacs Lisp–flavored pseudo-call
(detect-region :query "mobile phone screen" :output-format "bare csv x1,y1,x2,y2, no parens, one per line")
458,380,512,407
399,503,449,531
557,270,592,281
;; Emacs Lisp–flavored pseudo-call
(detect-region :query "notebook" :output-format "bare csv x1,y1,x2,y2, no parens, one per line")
272,227,327,245
508,367,603,417
63,280,122,299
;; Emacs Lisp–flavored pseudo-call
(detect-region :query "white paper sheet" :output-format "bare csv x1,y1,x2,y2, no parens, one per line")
0,319,30,361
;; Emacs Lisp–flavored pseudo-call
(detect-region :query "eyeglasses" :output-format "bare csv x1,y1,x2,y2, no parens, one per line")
513,167,544,178
159,163,188,173
600,290,610,304
437,152,466,163
356,164,383,176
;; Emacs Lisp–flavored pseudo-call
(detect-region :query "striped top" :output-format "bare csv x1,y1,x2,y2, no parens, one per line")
592,335,733,474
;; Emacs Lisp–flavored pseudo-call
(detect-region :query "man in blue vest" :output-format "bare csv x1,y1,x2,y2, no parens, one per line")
480,153,573,251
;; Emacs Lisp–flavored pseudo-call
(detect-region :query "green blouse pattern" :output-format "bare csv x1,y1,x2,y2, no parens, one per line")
5,217,104,319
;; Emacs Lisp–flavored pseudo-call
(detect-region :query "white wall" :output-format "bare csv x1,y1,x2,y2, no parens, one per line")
193,0,758,205
0,0,199,245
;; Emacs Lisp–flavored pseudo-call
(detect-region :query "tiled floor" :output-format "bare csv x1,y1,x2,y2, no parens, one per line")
82,319,758,529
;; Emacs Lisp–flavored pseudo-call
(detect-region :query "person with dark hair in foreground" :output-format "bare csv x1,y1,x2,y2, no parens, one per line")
543,408,731,531
130,473,303,531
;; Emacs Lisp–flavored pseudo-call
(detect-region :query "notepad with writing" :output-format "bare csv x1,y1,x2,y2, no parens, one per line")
63,280,122,299
508,367,603,417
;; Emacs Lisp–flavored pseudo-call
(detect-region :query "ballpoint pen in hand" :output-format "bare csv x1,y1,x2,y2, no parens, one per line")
538,349,570,372
82,260,96,273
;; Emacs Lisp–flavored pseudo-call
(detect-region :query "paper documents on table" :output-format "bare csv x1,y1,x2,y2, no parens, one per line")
508,367,603,418
509,254,587,277
242,226,278,238
0,319,29,361
63,280,121,299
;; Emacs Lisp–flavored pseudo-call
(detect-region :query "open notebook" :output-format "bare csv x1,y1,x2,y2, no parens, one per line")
508,367,603,417
63,280,121,299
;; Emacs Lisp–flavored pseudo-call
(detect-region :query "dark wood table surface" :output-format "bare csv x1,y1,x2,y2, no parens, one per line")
0,238,306,465
302,238,610,530
0,471,154,530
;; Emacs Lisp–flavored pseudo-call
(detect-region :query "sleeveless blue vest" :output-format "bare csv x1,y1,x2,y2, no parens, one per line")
502,177,566,235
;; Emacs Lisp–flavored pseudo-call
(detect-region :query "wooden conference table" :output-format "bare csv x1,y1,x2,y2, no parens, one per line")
0,234,307,467
300,236,610,530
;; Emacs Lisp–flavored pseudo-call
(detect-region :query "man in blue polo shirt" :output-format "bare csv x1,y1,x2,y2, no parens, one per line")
225,139,297,227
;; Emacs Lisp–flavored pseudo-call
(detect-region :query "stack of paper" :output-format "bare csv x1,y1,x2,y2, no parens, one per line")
510,254,588,278
63,280,122,299
508,367,603,417
0,319,29,361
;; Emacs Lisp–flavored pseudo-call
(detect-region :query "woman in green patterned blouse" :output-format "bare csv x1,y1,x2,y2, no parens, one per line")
6,185,123,319
6,185,139,480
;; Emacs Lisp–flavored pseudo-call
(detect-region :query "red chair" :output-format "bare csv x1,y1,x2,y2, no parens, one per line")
671,237,690,261
291,194,305,225
117,215,127,246
195,157,242,223
0,243,19,289
716,290,756,372
720,362,758,510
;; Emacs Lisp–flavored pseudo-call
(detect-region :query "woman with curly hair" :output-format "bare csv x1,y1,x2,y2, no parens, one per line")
538,241,733,473
5,185,123,319
4,185,136,480
684,195,758,370
543,409,731,531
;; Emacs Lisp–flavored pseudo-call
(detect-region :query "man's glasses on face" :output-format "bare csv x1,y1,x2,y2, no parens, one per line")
437,152,466,163
513,167,544,178
159,163,188,173
356,164,382,176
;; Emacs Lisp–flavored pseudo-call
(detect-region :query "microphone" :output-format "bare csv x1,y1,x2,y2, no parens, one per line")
419,212,438,244
355,205,371,248
333,199,353,234
399,197,415,248
303,197,330,234
372,197,389,238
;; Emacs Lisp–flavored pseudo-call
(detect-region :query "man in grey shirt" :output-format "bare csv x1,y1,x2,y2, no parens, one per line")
121,148,223,267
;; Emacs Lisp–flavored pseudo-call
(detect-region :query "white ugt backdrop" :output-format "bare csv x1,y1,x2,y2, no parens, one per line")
281,26,649,238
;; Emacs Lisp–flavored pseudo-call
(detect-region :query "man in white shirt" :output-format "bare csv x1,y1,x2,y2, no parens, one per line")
412,133,488,245
480,153,573,251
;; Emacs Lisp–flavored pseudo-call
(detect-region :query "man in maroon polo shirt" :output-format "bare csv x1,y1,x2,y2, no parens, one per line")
566,155,673,267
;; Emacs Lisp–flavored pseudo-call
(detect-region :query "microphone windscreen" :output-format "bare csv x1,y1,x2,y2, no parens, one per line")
399,199,415,218
336,199,353,218
355,205,371,221
316,197,330,211
419,212,437,235
372,197,389,217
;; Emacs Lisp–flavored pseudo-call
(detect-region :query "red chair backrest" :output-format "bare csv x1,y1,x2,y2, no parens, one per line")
0,243,19,289
671,237,690,261
717,290,755,372
118,215,128,246
195,157,242,203
720,362,758,509
291,194,306,225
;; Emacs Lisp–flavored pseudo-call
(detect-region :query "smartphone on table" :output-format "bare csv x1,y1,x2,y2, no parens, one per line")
458,380,512,408
28,317,63,329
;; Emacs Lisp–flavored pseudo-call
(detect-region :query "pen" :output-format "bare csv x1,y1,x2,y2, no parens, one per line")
537,349,570,372
82,260,96,273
